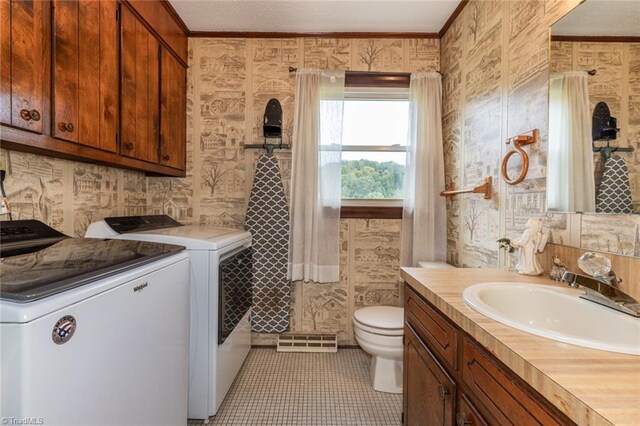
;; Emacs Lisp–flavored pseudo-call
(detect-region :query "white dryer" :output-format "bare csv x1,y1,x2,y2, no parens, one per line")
86,215,252,420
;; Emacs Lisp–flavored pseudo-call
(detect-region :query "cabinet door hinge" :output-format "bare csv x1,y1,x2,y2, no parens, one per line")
401,412,404,424
116,8,120,21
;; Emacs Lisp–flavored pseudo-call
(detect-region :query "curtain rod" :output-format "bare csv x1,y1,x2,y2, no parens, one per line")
288,66,442,76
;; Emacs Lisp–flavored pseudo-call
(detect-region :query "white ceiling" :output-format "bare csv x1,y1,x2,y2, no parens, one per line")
552,0,640,37
169,0,460,33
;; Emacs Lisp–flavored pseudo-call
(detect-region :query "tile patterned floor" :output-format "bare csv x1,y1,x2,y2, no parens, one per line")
188,348,402,426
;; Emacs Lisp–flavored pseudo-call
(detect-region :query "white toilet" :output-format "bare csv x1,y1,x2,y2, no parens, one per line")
353,306,404,394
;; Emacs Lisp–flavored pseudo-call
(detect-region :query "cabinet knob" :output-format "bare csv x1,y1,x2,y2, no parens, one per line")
58,122,74,132
456,412,472,426
21,109,41,121
123,142,134,150
437,384,450,399
162,154,170,161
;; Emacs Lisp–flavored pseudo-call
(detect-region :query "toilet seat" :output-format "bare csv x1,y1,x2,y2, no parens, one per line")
353,306,403,336
353,318,403,336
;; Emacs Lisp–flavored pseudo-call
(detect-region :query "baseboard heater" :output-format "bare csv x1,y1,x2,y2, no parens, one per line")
276,333,338,353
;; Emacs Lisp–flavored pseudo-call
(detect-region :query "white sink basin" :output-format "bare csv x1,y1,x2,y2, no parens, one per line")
463,282,640,355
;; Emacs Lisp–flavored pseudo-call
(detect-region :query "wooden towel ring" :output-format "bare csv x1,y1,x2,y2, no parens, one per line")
501,129,538,185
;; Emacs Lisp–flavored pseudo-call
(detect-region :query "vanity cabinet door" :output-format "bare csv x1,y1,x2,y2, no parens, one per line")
456,394,488,426
1,0,48,133
405,286,458,373
52,0,118,151
404,323,455,426
120,4,160,163
159,46,186,170
462,337,570,426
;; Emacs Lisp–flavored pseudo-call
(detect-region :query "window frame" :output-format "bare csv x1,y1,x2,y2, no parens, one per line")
339,72,410,218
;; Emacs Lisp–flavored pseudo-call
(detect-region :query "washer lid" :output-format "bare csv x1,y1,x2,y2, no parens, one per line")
354,306,403,329
0,238,185,303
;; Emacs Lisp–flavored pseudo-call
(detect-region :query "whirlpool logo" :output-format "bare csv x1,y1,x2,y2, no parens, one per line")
133,282,148,293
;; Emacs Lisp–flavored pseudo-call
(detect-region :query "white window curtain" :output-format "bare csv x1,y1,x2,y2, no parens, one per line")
548,72,595,213
401,72,447,267
289,69,345,283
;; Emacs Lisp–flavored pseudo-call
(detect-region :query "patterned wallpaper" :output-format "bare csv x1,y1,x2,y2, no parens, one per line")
0,148,147,237
550,40,640,212
441,0,640,272
152,37,440,345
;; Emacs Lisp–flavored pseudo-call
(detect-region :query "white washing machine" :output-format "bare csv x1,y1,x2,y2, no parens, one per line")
86,215,252,420
0,220,190,425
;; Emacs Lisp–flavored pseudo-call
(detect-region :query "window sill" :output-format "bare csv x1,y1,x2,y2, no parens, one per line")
340,206,403,219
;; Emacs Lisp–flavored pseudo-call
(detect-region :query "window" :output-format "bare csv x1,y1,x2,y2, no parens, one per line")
341,86,410,207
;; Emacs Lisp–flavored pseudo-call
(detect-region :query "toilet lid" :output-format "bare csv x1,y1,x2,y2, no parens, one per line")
354,306,404,330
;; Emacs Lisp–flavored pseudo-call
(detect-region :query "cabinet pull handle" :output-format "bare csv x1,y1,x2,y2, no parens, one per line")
123,142,134,150
21,109,41,121
162,154,170,161
456,412,472,426
437,385,450,399
58,122,74,132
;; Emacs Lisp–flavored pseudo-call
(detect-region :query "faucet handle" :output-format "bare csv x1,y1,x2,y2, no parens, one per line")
578,252,611,278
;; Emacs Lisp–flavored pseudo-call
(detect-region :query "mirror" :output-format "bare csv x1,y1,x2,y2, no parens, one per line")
547,0,640,214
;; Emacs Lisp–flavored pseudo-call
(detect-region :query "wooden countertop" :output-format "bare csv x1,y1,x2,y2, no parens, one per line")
401,268,640,426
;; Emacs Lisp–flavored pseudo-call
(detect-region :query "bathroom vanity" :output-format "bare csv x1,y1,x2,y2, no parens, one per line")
401,268,640,426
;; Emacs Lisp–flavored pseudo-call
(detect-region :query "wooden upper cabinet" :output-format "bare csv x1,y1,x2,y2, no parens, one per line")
160,47,186,170
120,5,160,164
1,0,186,176
52,0,118,151
124,0,188,63
1,0,48,133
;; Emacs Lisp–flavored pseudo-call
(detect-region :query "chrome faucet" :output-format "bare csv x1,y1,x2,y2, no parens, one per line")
561,252,640,317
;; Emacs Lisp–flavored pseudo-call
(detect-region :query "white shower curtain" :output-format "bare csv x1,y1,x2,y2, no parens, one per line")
548,72,595,213
401,72,447,267
289,69,345,283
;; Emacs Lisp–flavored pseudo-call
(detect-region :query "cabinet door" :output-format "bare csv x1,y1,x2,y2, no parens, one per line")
160,47,186,170
456,394,488,426
52,0,118,151
462,337,568,426
120,5,159,163
1,0,48,133
404,324,456,426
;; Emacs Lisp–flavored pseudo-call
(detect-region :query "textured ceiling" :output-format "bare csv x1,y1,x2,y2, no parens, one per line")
552,0,640,37
168,0,460,33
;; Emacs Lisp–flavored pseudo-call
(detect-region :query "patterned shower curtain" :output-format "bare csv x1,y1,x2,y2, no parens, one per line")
245,153,290,333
